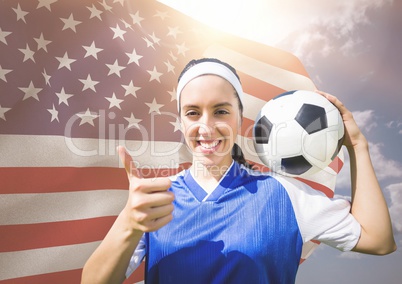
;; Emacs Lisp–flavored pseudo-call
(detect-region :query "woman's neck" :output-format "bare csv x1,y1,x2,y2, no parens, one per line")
190,159,233,190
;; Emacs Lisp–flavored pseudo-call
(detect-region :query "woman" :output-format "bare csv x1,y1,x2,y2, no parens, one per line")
82,58,396,283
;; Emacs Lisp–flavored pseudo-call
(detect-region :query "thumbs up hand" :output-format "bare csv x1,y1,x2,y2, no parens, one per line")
117,146,174,233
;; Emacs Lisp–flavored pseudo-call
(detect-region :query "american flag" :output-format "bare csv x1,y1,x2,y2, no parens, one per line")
0,0,343,283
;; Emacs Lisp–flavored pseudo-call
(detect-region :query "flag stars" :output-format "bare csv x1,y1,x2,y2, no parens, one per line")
61,14,82,33
167,26,182,39
170,117,181,132
0,28,12,45
105,93,124,109
168,51,178,62
130,11,144,27
76,108,99,126
126,48,142,65
114,0,125,7
100,0,113,11
19,43,35,63
34,33,51,52
124,113,142,129
149,32,161,46
106,59,125,77
176,42,189,56
83,41,103,59
0,65,12,82
42,69,51,86
19,81,43,101
164,60,175,74
154,10,169,20
79,74,99,92
47,104,59,122
0,105,11,121
56,52,76,71
37,0,57,11
147,66,163,83
146,98,164,114
110,24,126,41
168,88,177,102
13,3,29,23
142,37,155,49
87,4,103,20
56,87,74,106
122,81,141,97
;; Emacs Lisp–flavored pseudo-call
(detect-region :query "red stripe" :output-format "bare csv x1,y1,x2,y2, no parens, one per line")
0,167,128,194
0,164,191,194
0,262,145,283
0,217,117,252
221,36,310,77
329,156,344,173
296,177,334,198
240,117,255,138
240,71,286,101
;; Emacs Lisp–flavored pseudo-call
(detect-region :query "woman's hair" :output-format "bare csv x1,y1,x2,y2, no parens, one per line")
178,58,253,169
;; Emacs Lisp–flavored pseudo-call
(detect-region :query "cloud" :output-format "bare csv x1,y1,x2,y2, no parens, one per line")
335,141,402,191
352,110,377,132
277,0,393,65
386,120,402,135
368,143,402,180
386,182,402,234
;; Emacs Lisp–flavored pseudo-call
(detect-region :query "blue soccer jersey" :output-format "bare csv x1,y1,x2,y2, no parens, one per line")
126,162,361,283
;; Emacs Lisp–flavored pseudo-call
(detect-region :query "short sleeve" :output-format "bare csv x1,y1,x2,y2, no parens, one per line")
275,175,361,252
125,234,147,278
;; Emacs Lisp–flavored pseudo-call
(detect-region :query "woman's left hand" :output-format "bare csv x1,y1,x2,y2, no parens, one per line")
315,90,367,150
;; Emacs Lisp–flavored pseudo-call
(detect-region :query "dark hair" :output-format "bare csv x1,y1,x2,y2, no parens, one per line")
179,58,253,169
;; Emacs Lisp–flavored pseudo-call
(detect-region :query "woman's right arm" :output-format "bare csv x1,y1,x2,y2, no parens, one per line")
81,146,174,284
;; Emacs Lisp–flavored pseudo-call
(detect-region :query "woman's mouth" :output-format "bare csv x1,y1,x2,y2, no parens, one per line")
197,140,221,153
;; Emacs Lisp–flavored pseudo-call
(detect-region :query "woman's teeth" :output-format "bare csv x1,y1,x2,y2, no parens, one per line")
199,140,219,149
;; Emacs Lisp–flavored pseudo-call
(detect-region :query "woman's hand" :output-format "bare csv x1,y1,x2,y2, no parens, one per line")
117,146,174,233
315,90,367,150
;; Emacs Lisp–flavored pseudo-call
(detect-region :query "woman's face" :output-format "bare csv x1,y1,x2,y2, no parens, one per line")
180,74,241,169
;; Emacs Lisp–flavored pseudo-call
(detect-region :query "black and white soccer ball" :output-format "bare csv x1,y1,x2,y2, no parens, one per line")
253,90,345,177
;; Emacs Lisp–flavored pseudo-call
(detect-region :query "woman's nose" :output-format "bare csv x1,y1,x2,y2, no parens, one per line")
198,114,215,136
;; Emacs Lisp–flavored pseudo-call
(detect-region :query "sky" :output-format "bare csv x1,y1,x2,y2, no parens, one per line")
159,0,402,283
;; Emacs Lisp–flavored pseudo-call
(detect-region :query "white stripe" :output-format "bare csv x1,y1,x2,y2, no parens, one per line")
203,44,316,91
0,190,127,225
0,134,187,167
242,91,266,121
0,241,100,281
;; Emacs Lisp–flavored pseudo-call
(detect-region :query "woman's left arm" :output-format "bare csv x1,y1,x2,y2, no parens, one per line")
317,90,397,255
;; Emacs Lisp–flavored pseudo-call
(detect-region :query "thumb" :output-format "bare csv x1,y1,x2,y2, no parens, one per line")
117,146,141,179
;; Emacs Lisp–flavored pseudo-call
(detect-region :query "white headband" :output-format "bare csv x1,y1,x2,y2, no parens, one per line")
176,61,243,111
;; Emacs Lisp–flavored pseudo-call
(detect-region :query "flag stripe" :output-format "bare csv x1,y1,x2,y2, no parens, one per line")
0,242,100,281
0,167,127,194
0,165,187,194
0,217,116,253
239,71,287,101
203,44,316,92
0,269,84,284
0,241,145,282
0,135,186,168
0,190,126,225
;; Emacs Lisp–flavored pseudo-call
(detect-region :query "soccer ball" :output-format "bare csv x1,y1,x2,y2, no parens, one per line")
253,90,344,177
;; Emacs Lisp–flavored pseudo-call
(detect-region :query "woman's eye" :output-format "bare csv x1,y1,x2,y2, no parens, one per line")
215,109,229,115
185,110,198,116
